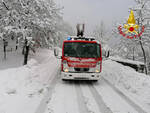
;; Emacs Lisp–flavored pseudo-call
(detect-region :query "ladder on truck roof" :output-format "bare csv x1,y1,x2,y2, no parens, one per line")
67,24,96,41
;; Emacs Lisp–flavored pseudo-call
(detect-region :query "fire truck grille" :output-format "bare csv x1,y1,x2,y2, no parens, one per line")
74,68,89,72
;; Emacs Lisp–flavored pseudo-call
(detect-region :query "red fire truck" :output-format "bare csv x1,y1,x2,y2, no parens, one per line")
54,36,102,81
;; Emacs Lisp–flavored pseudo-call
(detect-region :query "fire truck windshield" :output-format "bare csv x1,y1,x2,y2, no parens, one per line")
64,42,100,58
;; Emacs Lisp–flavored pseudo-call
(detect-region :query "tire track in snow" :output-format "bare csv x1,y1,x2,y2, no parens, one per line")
45,80,79,113
103,77,147,113
74,81,89,113
35,67,60,113
80,81,102,113
88,82,113,113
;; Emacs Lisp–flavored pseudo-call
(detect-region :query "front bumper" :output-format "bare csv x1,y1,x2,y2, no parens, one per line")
61,72,101,80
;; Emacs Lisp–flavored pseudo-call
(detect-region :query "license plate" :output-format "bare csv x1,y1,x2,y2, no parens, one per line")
74,77,89,80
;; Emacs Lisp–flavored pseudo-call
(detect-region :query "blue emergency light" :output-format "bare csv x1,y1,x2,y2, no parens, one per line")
67,37,71,40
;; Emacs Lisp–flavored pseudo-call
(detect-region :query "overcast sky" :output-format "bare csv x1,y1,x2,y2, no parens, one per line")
55,0,136,35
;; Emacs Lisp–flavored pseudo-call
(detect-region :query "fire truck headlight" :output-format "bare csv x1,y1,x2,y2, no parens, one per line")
63,60,69,72
95,61,101,73
95,69,100,73
64,68,69,72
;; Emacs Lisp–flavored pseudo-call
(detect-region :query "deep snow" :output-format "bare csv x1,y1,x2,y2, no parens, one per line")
0,49,150,113
0,48,24,70
102,59,150,112
0,49,60,113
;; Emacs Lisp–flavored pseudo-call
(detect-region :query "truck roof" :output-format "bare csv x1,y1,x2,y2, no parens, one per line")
63,40,98,43
64,36,100,44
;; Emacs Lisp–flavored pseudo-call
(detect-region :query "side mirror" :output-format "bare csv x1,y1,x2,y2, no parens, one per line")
102,50,110,59
54,47,61,59
54,48,58,56
105,50,110,58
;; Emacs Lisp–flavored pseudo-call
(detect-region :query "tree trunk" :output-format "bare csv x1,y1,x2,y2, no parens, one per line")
22,39,26,55
133,47,135,61
3,40,7,60
137,14,148,74
23,45,29,65
22,47,25,55
16,46,18,51
16,39,18,51
139,39,147,74
23,39,30,65
4,44,6,59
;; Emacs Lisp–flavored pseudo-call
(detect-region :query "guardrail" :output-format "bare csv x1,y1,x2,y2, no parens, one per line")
109,56,145,73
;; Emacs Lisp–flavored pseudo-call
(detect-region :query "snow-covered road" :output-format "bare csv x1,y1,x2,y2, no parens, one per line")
43,76,147,113
0,49,150,113
31,50,150,113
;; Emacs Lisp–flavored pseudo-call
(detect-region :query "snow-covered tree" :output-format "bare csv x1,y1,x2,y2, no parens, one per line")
111,0,150,74
131,0,150,74
111,21,140,60
93,21,110,46
0,0,71,48
0,0,73,64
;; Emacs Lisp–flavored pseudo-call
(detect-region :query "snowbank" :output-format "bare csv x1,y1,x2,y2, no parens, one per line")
0,48,24,70
102,60,150,112
0,49,60,113
109,56,144,65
